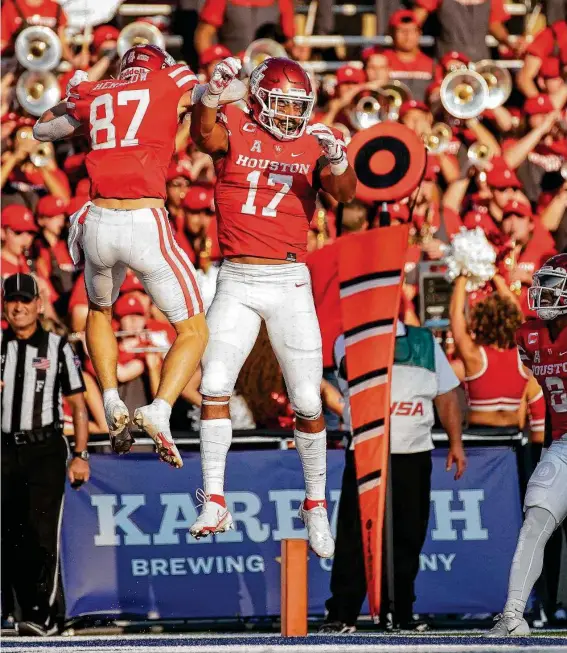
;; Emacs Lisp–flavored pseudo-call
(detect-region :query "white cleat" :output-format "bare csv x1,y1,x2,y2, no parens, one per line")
104,398,134,454
299,501,335,558
133,404,183,469
189,490,234,539
486,612,530,637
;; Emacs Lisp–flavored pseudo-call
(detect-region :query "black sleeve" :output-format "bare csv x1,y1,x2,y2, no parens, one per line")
313,154,330,192
59,338,86,396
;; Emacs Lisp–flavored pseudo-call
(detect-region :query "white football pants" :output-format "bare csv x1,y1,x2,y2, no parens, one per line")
80,205,202,321
200,261,323,419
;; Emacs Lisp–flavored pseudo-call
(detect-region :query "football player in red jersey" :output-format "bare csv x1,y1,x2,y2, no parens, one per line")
33,45,243,467
488,253,567,637
188,56,356,557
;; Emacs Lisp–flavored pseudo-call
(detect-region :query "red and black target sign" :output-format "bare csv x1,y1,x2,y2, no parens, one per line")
347,122,427,203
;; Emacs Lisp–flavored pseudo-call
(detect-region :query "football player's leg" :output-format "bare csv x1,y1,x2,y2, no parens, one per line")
190,288,262,538
488,441,567,637
265,282,334,557
83,237,131,453
133,208,208,468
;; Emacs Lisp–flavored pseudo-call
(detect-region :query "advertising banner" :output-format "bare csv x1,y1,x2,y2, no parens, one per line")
62,446,522,618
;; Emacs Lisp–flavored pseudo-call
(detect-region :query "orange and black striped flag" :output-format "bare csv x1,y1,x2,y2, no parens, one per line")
337,224,409,617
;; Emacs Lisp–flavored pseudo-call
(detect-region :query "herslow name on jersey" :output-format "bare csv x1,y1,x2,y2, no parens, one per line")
516,318,567,440
213,103,327,262
67,64,197,200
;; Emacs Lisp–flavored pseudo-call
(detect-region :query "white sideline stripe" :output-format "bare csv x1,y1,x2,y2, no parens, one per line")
7,645,567,653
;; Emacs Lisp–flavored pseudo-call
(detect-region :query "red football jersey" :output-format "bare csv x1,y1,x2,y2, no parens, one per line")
214,104,325,262
517,319,567,440
67,64,197,200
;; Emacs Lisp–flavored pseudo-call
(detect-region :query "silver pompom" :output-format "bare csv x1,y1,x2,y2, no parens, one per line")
444,227,496,291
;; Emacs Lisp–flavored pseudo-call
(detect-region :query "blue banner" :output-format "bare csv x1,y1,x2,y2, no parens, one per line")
61,446,522,618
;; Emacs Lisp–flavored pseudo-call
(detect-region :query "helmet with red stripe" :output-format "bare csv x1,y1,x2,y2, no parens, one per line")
528,253,567,320
248,57,314,141
119,44,176,82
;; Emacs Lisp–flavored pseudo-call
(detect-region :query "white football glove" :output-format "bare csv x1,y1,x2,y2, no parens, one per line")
208,57,242,96
307,123,347,166
66,70,89,98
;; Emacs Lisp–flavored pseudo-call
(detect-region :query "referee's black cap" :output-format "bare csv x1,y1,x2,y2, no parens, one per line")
3,273,39,301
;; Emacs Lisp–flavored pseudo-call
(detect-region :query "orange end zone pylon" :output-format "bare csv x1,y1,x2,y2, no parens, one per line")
281,539,308,636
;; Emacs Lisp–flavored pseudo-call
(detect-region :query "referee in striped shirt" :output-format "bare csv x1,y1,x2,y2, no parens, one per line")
1,273,89,636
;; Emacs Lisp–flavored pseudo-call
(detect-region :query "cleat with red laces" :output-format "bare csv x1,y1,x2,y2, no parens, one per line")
189,490,234,539
133,404,183,468
299,498,335,558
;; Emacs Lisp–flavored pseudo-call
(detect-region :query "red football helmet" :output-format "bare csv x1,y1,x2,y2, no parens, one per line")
528,253,567,320
248,57,314,141
119,44,176,82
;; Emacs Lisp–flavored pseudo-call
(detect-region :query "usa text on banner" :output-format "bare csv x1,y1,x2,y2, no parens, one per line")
337,225,409,618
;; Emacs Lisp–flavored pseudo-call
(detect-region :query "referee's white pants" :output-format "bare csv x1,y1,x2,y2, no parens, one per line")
200,261,323,419
80,205,203,321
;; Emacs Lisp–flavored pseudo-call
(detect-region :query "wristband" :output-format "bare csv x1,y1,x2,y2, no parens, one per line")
201,90,220,109
330,157,348,176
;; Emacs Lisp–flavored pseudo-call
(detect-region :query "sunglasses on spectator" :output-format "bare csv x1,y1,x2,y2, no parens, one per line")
10,229,36,236
169,180,191,188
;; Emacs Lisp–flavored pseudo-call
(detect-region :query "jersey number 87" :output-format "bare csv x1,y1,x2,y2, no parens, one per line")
90,90,150,150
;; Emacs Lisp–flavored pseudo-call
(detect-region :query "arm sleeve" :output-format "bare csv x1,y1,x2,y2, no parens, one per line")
199,0,227,28
525,27,554,59
515,329,533,370
434,339,461,395
59,340,86,396
489,0,510,23
528,391,546,433
33,113,80,141
414,0,442,13
279,0,296,39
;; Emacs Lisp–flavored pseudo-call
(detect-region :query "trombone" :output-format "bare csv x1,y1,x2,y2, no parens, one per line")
15,26,62,71
242,39,288,77
117,22,165,58
15,71,61,117
440,69,488,120
381,80,412,121
467,142,493,169
423,123,452,154
348,89,391,130
472,60,512,110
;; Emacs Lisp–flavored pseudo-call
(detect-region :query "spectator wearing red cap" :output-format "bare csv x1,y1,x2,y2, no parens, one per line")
503,93,567,203
35,196,76,300
199,44,232,80
498,200,557,314
413,0,512,60
1,205,38,278
195,0,295,56
166,161,192,221
91,24,119,57
110,293,163,415
321,65,370,132
384,10,434,102
518,20,567,99
179,185,219,263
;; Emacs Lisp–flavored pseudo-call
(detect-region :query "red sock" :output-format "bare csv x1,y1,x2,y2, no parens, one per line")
210,494,226,507
304,498,327,510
